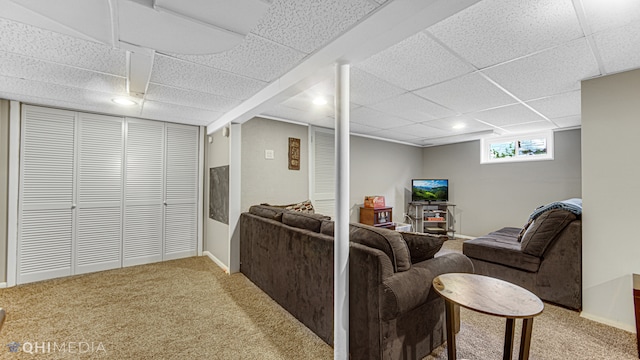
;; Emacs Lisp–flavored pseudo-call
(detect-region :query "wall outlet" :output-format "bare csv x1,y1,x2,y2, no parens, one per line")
265,149,274,159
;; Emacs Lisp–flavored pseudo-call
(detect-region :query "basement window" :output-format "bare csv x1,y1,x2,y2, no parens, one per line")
480,131,554,164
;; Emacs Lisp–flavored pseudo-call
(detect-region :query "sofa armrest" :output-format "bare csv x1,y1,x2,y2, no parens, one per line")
380,253,473,320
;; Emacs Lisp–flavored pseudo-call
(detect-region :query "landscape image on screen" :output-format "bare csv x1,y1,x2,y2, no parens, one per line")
412,179,448,202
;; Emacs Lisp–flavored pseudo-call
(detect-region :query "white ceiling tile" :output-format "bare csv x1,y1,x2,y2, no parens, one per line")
350,107,414,129
151,54,267,99
482,38,600,101
366,129,421,143
141,101,221,126
0,18,126,75
526,91,580,120
427,0,583,69
261,104,328,123
385,123,449,138
349,122,382,135
368,92,455,122
145,84,242,112
414,72,517,114
471,104,546,127
581,0,640,34
350,68,406,106
308,117,335,129
501,121,557,133
356,31,474,91
0,51,126,94
552,115,581,129
171,34,306,82
423,115,495,133
592,22,640,75
251,0,377,53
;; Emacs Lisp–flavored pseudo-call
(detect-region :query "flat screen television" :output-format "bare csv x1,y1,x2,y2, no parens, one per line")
411,179,448,203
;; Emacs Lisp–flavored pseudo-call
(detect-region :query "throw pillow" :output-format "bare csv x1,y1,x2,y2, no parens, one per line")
399,232,445,263
261,200,315,214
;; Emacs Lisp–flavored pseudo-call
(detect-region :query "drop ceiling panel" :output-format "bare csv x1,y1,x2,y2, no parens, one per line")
261,105,328,123
592,22,640,75
0,51,126,94
482,38,600,101
552,115,581,128
367,129,421,143
581,0,640,34
145,84,242,113
349,122,382,135
141,101,221,126
526,91,580,120
251,0,377,54
368,92,455,123
414,72,517,114
423,116,494,133
151,54,267,100
171,34,307,82
502,120,556,133
350,68,406,106
427,0,583,69
350,107,413,129
386,123,449,138
471,104,547,127
0,75,120,106
356,31,474,91
0,18,126,75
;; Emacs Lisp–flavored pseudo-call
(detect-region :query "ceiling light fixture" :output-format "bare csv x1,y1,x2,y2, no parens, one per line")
112,97,138,106
452,123,466,130
313,97,328,106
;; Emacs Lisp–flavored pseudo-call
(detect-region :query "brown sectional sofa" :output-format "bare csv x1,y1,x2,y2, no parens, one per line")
240,205,474,360
463,208,582,310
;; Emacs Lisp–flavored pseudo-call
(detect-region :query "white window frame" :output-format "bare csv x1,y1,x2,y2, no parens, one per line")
480,131,554,164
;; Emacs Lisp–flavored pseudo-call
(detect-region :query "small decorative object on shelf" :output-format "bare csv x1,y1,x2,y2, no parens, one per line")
364,196,386,208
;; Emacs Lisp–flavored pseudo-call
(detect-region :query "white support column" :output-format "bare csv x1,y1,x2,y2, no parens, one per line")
7,101,20,287
334,63,350,360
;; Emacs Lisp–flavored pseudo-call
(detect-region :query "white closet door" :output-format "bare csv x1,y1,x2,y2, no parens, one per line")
123,118,164,266
18,106,75,283
310,126,335,218
76,113,123,274
164,123,199,260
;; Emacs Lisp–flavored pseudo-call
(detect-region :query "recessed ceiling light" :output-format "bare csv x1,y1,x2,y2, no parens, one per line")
452,123,466,130
313,97,328,106
112,97,138,106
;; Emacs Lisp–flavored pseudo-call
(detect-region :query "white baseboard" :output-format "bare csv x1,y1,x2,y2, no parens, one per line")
203,251,229,274
0,282,7,288
580,311,637,333
454,234,475,240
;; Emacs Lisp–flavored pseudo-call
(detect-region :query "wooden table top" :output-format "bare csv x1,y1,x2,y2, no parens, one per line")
433,273,544,319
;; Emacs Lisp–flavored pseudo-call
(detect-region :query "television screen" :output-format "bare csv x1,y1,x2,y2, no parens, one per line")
412,179,448,202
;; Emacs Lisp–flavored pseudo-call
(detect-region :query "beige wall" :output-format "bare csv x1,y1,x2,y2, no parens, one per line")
421,130,582,237
204,127,231,269
582,68,640,332
0,100,9,283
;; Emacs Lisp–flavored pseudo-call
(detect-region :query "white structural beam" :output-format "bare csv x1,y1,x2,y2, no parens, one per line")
334,63,350,360
206,0,480,133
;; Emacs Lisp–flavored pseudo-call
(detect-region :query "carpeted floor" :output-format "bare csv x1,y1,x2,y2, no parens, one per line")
0,239,636,359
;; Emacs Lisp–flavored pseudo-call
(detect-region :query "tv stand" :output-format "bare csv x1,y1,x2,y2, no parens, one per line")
408,202,456,238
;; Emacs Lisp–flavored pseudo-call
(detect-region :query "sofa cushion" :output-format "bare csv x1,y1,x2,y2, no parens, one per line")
521,209,577,257
398,232,445,263
349,223,411,272
463,235,541,272
248,205,285,221
282,211,330,233
320,220,334,236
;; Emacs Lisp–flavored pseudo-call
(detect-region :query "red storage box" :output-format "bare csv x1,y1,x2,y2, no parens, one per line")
364,196,385,208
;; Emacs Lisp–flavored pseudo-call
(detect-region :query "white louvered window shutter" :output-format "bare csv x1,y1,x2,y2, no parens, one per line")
310,127,335,218
18,106,75,283
123,118,165,266
75,113,124,274
164,124,199,260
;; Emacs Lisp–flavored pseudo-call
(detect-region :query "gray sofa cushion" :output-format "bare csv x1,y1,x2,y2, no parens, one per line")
249,205,285,221
463,234,541,272
349,223,411,272
521,209,577,257
282,211,331,233
398,232,445,263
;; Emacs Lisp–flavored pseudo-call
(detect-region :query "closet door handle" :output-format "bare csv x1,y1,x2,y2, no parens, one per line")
71,204,76,209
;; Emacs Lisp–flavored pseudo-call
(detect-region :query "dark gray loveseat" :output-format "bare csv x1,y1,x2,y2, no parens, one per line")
463,204,582,310
240,205,473,360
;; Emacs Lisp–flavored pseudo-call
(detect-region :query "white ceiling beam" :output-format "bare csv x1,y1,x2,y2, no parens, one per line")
206,0,481,134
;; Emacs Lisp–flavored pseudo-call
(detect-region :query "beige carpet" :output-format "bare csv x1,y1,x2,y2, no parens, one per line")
0,240,637,359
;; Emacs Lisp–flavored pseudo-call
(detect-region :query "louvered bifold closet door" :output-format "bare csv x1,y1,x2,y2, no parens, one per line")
18,106,75,284
164,124,199,260
123,118,164,266
311,127,335,218
76,113,123,274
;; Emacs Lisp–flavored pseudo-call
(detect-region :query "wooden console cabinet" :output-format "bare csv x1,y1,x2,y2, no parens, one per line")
360,206,395,230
